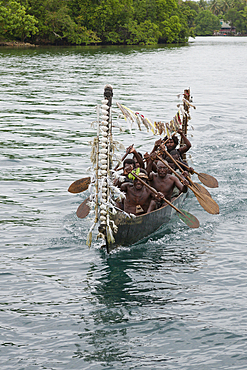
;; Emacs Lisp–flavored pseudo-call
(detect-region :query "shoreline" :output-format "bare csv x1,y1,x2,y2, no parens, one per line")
0,35,246,49
0,41,37,47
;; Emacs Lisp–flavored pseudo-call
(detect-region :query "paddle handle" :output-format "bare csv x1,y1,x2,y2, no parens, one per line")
115,137,171,172
160,148,184,172
114,144,134,171
156,148,203,198
160,149,195,188
156,154,186,184
177,160,197,175
130,171,186,217
155,154,201,197
156,154,219,214
164,149,214,199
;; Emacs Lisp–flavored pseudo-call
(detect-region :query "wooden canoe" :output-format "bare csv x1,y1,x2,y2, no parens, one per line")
106,192,188,252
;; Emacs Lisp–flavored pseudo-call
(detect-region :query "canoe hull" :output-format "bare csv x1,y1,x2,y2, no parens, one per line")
107,192,188,252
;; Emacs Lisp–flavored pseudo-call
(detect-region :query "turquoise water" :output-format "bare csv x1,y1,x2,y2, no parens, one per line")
0,37,247,369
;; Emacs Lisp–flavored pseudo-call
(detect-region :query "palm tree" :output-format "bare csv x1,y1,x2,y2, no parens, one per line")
198,0,208,10
219,0,232,14
210,0,221,15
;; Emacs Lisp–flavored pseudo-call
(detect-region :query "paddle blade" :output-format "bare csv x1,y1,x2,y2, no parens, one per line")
192,182,212,198
198,173,218,188
195,193,219,214
76,197,90,219
177,209,200,228
68,177,91,193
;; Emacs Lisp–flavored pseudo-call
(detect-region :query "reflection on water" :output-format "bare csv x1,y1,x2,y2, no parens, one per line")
74,239,205,364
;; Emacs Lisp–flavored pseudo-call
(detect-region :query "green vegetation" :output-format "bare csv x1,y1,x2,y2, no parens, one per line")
194,9,221,35
0,0,246,46
0,1,38,41
182,0,247,36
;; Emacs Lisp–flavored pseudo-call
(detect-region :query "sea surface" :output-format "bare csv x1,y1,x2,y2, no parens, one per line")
0,36,247,369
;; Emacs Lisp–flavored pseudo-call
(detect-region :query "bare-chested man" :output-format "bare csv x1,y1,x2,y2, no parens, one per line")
163,129,191,158
149,160,189,202
149,129,191,163
120,172,159,216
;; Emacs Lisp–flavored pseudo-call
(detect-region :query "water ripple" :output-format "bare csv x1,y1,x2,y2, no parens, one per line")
1,37,247,369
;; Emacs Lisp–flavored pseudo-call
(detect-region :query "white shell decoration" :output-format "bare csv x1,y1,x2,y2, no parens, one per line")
101,126,108,132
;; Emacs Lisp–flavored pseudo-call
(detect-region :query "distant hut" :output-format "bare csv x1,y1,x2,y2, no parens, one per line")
214,20,236,35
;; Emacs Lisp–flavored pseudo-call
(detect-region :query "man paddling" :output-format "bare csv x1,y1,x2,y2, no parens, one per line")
113,158,136,188
163,129,191,158
165,149,194,174
162,150,191,198
120,171,161,216
149,160,189,203
126,145,144,168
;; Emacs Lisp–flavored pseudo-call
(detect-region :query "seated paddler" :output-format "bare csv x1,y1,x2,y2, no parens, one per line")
113,158,136,188
163,151,192,199
165,149,194,174
120,169,162,216
148,160,189,204
163,128,191,159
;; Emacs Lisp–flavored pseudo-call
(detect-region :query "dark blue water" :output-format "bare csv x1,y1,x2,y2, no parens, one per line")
0,37,247,369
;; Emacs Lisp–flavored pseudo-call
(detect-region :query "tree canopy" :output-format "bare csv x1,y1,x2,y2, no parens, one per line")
0,0,246,45
0,0,38,41
195,10,221,35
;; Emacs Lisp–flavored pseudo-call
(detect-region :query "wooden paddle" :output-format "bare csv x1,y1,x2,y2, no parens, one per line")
158,149,210,195
155,153,219,215
156,146,217,208
68,176,91,194
114,144,134,171
163,156,212,199
76,197,91,219
116,137,171,172
130,171,199,228
192,182,212,198
177,160,218,188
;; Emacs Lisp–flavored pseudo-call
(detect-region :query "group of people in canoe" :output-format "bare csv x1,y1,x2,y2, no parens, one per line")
114,129,194,216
